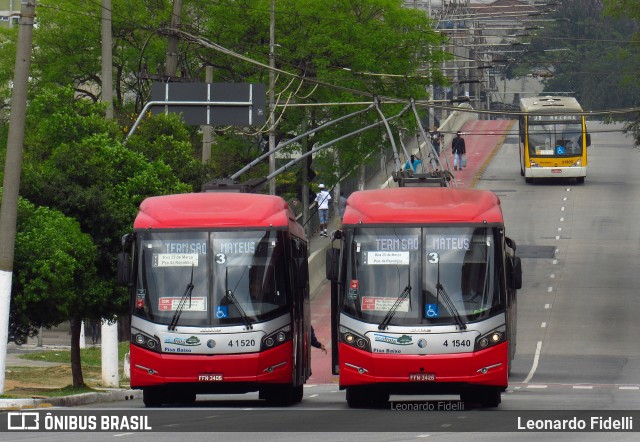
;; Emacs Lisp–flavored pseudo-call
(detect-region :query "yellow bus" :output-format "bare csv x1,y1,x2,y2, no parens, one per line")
518,96,590,183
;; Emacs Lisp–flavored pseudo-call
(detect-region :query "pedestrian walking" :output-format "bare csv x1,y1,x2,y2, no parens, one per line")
315,184,331,237
452,131,466,171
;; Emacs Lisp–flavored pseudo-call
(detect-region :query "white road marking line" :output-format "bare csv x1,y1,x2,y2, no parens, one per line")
523,341,542,384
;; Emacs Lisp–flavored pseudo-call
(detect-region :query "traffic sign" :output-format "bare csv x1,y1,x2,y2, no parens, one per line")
150,82,266,126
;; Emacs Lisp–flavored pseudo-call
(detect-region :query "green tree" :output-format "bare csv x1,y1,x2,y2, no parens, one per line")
603,0,640,145
15,86,193,363
188,0,448,187
511,0,640,112
4,190,102,387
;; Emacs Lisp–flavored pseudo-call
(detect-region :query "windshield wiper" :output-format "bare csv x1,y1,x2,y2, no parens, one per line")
379,268,411,331
225,267,253,330
168,265,194,331
378,284,412,330
436,282,466,330
434,255,466,330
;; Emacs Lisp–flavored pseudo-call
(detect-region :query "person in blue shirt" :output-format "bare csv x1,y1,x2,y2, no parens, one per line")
404,154,422,173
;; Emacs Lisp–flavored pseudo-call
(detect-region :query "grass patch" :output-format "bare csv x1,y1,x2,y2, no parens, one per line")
6,385,97,398
19,342,129,365
5,342,130,398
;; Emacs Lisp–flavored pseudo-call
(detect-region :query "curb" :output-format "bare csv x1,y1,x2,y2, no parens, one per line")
0,389,142,410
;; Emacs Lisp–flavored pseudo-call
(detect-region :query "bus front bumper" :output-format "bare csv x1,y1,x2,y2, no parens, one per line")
129,342,293,390
338,342,508,392
526,166,586,178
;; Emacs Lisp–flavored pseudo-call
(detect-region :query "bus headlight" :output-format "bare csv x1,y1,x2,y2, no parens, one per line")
261,325,291,350
131,328,161,353
474,326,506,351
572,159,582,167
340,326,371,352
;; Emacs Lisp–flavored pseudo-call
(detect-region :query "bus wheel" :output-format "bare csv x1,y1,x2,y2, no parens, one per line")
525,177,533,184
172,391,196,406
479,388,502,408
142,388,164,408
461,388,501,408
576,177,585,184
263,385,301,406
346,387,369,408
370,390,390,408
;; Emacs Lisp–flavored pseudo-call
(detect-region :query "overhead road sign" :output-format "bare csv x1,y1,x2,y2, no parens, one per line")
150,82,266,126
126,83,266,140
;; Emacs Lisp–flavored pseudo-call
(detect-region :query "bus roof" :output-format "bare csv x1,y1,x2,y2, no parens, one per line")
343,188,504,225
519,95,583,113
134,193,305,237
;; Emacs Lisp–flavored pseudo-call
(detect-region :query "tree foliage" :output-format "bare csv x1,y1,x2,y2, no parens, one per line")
0,0,451,363
510,0,640,112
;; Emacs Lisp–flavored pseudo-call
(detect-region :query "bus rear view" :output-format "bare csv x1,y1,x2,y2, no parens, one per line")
326,188,522,408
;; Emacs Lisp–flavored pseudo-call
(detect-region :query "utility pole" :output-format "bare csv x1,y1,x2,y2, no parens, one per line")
202,66,213,163
101,0,119,388
268,0,276,195
165,0,182,78
101,0,113,119
0,0,36,395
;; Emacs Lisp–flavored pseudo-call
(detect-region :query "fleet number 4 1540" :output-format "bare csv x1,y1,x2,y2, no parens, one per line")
443,339,471,347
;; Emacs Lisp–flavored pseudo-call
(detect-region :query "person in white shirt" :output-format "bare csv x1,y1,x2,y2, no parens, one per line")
315,184,331,237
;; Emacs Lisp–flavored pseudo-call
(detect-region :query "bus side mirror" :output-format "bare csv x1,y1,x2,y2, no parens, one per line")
507,256,522,290
585,133,591,147
505,236,517,252
326,248,340,282
117,252,131,286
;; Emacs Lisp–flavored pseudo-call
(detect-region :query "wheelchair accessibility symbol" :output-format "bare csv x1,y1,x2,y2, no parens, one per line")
215,306,228,319
425,304,439,318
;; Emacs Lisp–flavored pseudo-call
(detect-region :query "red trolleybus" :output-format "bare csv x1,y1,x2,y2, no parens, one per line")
118,192,311,407
326,187,522,408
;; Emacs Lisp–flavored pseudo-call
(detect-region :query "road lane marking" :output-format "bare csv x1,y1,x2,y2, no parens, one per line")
523,341,542,384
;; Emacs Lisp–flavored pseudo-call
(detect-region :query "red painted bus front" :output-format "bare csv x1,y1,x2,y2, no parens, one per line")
338,341,508,389
130,341,294,389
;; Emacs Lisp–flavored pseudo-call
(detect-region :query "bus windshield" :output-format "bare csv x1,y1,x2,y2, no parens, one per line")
528,120,583,157
134,230,288,327
342,227,504,326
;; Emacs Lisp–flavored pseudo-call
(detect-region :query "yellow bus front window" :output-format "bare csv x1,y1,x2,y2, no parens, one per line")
528,122,583,157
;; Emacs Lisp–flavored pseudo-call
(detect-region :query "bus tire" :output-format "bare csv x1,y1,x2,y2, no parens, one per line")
172,390,196,406
576,176,585,184
263,384,301,406
142,388,164,407
479,388,502,408
346,387,389,408
346,387,369,408
525,177,533,184
461,388,501,408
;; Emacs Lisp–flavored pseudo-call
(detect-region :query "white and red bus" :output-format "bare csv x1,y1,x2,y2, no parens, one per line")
118,192,311,407
326,187,522,408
